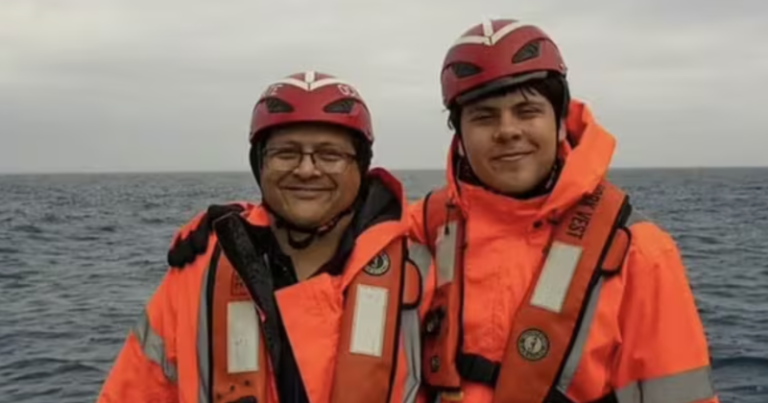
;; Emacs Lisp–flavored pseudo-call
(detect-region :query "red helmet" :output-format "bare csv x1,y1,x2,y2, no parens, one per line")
441,19,567,107
249,71,373,144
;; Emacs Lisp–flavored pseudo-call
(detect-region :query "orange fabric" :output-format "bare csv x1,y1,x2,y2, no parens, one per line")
211,248,274,403
420,189,466,391
493,181,629,403
408,99,718,402
96,268,182,403
97,167,435,403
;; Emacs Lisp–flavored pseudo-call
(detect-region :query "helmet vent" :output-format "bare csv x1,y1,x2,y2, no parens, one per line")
450,62,482,78
512,41,541,64
265,97,294,113
324,98,355,114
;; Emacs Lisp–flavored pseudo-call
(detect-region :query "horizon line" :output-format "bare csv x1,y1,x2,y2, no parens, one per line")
1,165,767,176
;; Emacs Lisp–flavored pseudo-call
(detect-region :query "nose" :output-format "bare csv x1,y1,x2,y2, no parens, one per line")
293,153,321,178
493,110,523,142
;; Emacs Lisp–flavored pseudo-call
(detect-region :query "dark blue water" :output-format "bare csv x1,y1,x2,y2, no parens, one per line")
0,168,766,402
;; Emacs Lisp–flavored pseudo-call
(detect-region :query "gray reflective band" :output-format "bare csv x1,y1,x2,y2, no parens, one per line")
435,222,458,286
556,209,645,392
555,277,605,392
401,242,431,403
197,265,212,403
530,241,584,313
400,309,422,403
408,242,432,286
616,366,716,403
132,310,178,383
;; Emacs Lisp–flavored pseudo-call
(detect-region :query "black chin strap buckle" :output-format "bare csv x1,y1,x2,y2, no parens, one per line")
286,231,316,250
271,204,356,250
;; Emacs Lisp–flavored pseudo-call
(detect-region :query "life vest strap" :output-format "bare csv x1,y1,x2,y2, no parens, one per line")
456,353,500,387
212,213,284,378
546,389,618,403
491,182,631,403
422,182,636,402
452,351,623,403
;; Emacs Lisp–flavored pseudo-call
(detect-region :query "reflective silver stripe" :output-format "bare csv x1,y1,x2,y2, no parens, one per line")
132,309,178,383
556,210,643,392
408,242,433,287
401,242,432,403
555,277,605,392
400,309,422,403
197,265,212,403
435,222,458,286
615,365,716,403
530,241,583,313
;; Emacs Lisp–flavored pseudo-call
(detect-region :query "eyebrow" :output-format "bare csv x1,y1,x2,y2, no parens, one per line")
466,105,499,114
468,99,546,113
514,99,546,108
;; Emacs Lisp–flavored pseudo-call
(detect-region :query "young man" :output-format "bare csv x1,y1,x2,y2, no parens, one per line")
410,19,719,403
97,71,434,403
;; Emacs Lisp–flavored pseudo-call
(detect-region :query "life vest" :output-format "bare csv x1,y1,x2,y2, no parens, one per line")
207,212,422,403
421,179,634,403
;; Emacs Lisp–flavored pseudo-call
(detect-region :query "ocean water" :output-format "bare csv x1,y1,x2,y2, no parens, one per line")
0,168,766,403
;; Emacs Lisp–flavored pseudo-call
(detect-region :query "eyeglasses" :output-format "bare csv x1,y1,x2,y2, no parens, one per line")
263,147,357,174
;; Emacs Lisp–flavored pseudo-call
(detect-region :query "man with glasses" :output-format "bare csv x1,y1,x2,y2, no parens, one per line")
97,71,434,403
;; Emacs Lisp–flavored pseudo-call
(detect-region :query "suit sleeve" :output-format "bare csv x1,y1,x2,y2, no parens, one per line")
612,222,719,403
96,268,181,402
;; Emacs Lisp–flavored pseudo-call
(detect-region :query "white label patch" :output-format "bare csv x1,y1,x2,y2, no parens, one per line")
530,241,583,313
227,301,260,373
349,285,389,357
435,222,458,287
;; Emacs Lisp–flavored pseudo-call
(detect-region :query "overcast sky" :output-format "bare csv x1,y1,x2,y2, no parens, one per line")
1,0,766,173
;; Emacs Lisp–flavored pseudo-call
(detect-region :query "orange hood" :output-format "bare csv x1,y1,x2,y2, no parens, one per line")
445,99,617,224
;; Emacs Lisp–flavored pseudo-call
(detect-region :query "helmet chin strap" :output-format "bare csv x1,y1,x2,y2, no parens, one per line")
266,202,355,250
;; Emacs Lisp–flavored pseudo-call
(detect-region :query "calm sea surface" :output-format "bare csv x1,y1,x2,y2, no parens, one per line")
0,168,766,402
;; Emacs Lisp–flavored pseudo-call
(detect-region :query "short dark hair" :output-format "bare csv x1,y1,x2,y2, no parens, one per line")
448,74,570,133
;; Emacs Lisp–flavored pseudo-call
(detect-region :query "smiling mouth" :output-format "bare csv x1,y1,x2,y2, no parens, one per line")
282,186,334,195
494,151,533,162
283,187,330,191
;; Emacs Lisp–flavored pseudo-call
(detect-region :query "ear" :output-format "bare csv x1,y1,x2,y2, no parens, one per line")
557,120,567,142
456,137,466,157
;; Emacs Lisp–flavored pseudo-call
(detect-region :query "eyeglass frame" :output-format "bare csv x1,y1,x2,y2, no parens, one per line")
261,146,358,174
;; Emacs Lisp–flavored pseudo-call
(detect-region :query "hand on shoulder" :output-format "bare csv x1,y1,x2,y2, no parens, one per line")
166,203,251,269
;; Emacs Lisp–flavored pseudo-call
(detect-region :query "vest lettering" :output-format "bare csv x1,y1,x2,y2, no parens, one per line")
231,271,249,298
566,210,592,240
580,184,603,209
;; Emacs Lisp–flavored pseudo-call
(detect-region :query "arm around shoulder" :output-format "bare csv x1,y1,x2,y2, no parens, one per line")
613,221,719,403
167,203,249,269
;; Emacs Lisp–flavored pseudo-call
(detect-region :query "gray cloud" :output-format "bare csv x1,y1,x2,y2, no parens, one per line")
1,0,766,173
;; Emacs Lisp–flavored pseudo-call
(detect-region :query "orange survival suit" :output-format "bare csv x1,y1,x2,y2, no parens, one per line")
408,100,718,403
97,168,435,403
